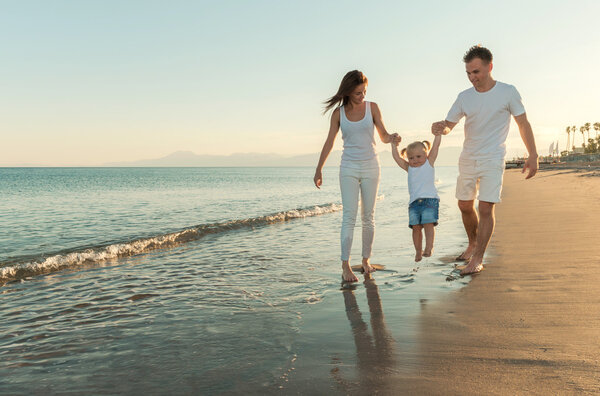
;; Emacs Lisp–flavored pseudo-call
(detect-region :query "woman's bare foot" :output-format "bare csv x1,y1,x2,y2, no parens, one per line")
361,258,375,274
456,245,475,261
342,261,359,282
415,251,423,262
460,256,484,275
423,248,433,257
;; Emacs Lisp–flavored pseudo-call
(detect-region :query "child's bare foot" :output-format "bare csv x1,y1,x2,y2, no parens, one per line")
415,251,423,262
342,262,358,282
361,258,375,274
423,248,433,257
460,256,484,275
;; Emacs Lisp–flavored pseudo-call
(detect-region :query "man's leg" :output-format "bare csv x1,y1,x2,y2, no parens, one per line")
457,199,478,260
460,201,495,275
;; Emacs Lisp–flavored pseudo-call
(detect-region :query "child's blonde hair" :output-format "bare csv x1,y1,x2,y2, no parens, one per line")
400,140,432,159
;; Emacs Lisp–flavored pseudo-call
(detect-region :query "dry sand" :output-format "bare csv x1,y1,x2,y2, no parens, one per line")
411,168,600,395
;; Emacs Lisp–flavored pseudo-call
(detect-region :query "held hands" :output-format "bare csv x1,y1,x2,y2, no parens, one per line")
431,121,451,136
389,133,401,146
522,156,539,179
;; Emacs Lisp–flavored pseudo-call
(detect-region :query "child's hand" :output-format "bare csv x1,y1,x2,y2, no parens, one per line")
390,133,401,146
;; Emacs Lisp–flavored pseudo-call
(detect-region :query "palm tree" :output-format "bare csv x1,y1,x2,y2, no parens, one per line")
584,122,591,141
580,126,586,148
594,122,600,139
565,126,571,151
572,125,577,149
587,138,598,154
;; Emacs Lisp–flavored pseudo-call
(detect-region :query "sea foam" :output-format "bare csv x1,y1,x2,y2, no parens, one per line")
0,202,345,285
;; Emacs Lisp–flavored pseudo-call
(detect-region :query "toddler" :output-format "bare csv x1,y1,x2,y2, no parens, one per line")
391,135,441,261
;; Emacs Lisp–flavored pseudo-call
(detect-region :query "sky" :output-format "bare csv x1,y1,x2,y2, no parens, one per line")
1,0,599,166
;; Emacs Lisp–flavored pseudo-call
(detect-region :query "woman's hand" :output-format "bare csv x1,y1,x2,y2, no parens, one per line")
390,133,401,146
314,170,323,189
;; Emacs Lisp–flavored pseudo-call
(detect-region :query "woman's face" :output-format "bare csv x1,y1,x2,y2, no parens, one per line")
407,147,427,167
349,83,367,105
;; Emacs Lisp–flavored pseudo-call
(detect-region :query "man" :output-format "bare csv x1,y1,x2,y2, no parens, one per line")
432,45,538,275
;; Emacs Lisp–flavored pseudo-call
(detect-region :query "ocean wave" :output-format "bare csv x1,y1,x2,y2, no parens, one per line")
0,202,345,286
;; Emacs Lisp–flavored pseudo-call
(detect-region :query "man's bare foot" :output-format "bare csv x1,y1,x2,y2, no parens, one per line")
423,248,433,257
460,256,484,275
342,262,358,282
361,259,375,274
415,251,423,262
456,246,475,261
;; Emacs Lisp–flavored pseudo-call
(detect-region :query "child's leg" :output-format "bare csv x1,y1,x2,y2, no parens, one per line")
412,225,423,262
423,223,435,257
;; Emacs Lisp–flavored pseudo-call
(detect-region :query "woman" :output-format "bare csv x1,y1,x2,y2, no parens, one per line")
314,70,400,282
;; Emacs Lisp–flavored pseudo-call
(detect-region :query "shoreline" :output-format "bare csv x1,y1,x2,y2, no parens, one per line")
412,168,600,394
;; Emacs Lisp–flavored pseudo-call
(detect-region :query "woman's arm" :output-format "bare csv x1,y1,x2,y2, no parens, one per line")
314,108,341,188
371,102,398,143
427,134,442,165
391,143,409,172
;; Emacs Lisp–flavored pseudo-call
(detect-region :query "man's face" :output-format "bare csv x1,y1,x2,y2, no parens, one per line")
465,58,492,91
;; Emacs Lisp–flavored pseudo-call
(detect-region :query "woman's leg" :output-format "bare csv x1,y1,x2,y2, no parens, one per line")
340,167,360,281
412,225,424,262
423,223,435,257
359,167,380,271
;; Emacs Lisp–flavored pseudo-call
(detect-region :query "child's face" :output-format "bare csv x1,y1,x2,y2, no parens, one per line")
407,147,427,167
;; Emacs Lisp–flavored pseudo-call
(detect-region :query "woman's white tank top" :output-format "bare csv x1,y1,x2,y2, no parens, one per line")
340,101,378,168
407,160,439,204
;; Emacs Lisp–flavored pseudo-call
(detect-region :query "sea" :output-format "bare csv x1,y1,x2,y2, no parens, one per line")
0,166,470,394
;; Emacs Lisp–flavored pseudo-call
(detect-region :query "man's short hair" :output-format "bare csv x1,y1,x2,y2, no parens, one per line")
463,45,493,64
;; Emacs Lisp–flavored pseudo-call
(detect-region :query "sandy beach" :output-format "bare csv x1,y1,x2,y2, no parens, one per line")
411,168,600,395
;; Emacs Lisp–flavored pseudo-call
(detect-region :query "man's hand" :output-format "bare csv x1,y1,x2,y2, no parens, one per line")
431,121,450,136
522,156,538,179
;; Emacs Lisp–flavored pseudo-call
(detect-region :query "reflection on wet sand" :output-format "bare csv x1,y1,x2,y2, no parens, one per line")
334,274,396,393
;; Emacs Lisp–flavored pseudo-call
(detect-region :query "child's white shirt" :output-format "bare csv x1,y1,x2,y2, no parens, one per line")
407,161,439,204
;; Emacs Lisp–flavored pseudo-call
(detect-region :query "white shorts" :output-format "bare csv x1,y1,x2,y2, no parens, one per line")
456,158,505,203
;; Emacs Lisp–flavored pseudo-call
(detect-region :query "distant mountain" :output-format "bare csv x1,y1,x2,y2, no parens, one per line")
104,147,463,167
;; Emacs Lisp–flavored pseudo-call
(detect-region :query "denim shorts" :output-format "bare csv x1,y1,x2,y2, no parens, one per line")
408,198,439,228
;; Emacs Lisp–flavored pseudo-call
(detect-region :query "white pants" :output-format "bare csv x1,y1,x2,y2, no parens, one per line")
339,165,380,261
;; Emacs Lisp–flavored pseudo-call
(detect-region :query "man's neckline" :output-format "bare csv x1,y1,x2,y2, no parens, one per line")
474,80,497,93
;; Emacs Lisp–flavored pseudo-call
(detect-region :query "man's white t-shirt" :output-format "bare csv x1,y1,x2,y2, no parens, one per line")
446,81,525,161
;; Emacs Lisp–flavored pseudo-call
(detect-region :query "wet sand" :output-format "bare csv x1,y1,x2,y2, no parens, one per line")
412,168,600,394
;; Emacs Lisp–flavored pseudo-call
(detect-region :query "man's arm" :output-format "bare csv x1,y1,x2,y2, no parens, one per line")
514,113,538,179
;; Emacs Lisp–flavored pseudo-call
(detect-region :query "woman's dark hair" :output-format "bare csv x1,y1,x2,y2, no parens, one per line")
463,45,493,64
323,70,368,114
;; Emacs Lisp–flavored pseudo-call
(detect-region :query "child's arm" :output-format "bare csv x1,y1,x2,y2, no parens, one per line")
427,134,442,166
391,142,409,171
